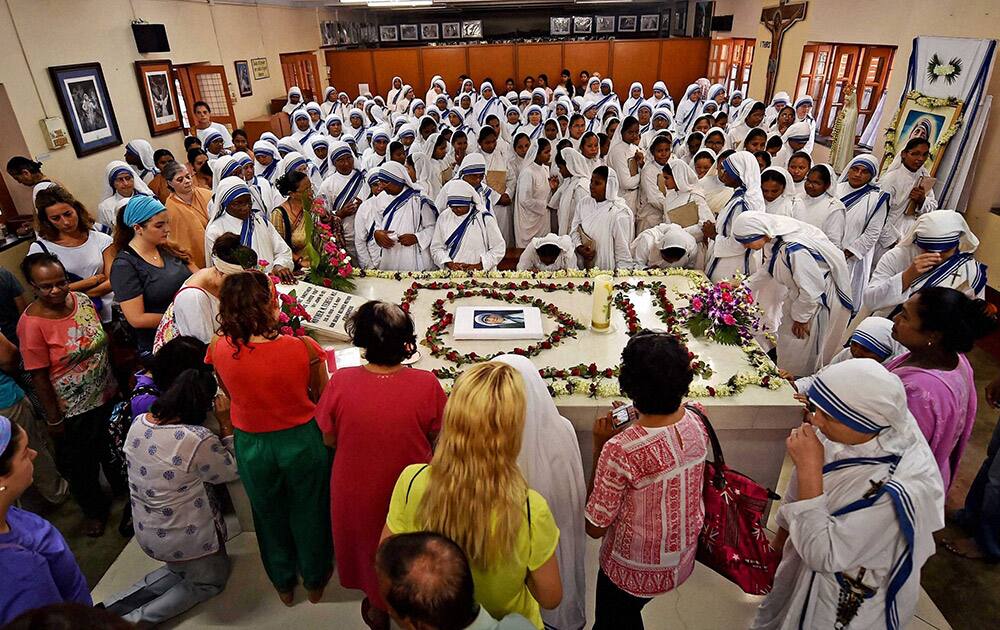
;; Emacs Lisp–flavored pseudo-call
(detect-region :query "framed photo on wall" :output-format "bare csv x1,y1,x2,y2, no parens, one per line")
133,59,181,137
380,25,398,42
462,20,482,38
640,14,661,32
234,60,252,97
400,24,418,41
618,15,637,32
550,17,570,36
573,16,593,34
442,22,460,39
596,16,616,34
421,23,439,40
251,57,269,80
49,62,121,156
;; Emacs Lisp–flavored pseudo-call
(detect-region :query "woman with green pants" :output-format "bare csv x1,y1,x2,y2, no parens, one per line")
207,270,332,605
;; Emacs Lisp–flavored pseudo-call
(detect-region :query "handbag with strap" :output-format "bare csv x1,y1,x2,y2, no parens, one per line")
686,404,781,595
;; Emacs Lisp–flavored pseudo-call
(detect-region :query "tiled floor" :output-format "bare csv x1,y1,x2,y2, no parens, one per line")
48,348,1000,629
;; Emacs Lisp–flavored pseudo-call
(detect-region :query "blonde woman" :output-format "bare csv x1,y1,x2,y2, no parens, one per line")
382,362,562,630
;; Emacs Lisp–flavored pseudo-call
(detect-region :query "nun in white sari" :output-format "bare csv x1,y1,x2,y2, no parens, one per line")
281,86,304,115
837,154,890,308
662,158,713,235
752,359,944,630
674,83,702,135
606,116,643,212
552,148,592,235
97,161,154,227
495,354,587,630
760,166,796,217
704,151,762,281
429,179,505,271
513,138,554,247
570,167,636,270
863,210,986,316
791,163,846,247
793,316,904,395
875,143,939,262
374,161,437,271
734,213,853,377
631,222,704,270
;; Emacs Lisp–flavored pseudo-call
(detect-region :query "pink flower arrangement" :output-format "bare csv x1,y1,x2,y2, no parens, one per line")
680,280,761,346
303,196,355,292
269,284,312,337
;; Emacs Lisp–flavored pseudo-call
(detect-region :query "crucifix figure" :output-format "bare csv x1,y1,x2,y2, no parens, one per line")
760,0,808,103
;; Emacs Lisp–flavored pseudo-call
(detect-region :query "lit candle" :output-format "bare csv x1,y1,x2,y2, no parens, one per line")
591,274,613,330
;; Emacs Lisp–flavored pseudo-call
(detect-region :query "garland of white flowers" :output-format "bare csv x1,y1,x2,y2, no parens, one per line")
883,90,964,168
358,267,707,282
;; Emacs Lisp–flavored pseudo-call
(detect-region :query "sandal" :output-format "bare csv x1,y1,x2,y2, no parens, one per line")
277,588,295,607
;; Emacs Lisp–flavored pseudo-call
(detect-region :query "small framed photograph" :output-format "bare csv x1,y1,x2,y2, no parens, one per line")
421,23,439,40
618,15,637,32
573,16,593,34
400,24,418,41
379,25,398,42
251,57,269,80
234,60,252,97
462,20,482,38
596,16,616,33
442,22,460,39
550,17,570,36
640,14,661,32
50,62,122,157
134,59,182,137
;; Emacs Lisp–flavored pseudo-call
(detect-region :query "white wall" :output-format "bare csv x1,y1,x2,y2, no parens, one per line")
0,0,338,213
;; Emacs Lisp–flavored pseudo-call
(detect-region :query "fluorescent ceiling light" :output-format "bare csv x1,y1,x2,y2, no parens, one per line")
576,0,633,4
366,0,433,5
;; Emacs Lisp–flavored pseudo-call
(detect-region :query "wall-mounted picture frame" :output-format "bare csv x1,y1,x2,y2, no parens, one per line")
618,15,637,32
462,20,482,39
596,16,616,34
673,4,688,35
640,14,661,32
320,20,337,47
234,60,252,97
421,23,439,40
251,57,269,80
134,59,181,137
400,24,418,41
442,22,460,39
49,62,121,157
573,16,593,34
550,17,570,36
380,25,398,42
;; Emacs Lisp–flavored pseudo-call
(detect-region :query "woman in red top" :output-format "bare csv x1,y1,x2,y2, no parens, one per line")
316,301,445,630
206,270,332,606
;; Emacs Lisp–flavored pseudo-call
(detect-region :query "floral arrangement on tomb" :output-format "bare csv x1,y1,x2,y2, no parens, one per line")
264,262,312,338
681,279,761,346
302,195,355,292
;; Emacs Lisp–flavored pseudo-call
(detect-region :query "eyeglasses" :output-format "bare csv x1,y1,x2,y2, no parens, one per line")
32,279,69,293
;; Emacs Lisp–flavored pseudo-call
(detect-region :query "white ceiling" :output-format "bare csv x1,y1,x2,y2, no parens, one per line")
213,0,657,9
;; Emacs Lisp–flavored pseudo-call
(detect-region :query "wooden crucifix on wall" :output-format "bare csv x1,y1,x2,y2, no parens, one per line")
760,0,808,103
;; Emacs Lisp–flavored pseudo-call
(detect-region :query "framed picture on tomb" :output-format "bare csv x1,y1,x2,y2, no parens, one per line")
640,14,661,32
234,60,253,98
400,24,419,41
462,20,483,39
421,23,439,40
442,22,460,39
50,62,122,157
596,16,616,34
133,59,182,137
380,25,398,42
550,17,571,36
618,15,637,32
573,16,593,34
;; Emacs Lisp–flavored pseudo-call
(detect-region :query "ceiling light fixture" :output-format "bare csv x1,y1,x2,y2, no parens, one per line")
365,0,433,6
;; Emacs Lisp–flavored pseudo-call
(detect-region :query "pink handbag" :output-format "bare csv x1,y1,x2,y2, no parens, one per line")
687,404,781,595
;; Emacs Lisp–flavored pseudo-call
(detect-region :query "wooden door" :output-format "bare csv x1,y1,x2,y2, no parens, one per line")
709,39,730,85
176,65,236,133
818,45,862,135
795,44,833,108
280,52,321,101
730,38,755,95
854,46,895,140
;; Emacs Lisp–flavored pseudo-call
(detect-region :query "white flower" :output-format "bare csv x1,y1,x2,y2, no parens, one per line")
551,380,569,396
933,64,955,76
596,380,621,398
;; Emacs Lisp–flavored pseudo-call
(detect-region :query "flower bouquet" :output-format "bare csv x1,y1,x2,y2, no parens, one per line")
302,195,355,292
681,280,760,346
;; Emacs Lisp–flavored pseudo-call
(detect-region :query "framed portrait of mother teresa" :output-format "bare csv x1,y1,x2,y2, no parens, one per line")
48,62,122,158
882,92,964,176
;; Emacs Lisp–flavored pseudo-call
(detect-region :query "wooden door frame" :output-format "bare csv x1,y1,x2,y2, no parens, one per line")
175,64,237,134
279,51,321,99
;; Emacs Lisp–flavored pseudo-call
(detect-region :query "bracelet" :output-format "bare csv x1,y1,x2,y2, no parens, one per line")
46,418,64,427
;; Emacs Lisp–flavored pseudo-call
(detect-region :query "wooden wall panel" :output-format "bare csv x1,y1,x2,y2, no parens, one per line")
658,39,712,101
467,45,515,86
564,41,611,79
611,41,662,99
420,47,468,94
325,50,374,100
517,43,563,87
372,48,422,99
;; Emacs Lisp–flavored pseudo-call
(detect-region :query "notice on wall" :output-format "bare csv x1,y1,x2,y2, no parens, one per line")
276,282,365,341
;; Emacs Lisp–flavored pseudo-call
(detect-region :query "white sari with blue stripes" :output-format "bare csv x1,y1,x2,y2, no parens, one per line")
863,242,987,316
752,433,942,630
